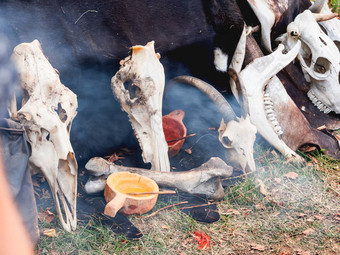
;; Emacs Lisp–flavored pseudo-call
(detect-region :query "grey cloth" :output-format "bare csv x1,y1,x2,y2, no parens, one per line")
0,31,40,245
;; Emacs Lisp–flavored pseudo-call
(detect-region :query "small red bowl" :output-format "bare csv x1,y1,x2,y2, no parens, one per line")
162,110,187,157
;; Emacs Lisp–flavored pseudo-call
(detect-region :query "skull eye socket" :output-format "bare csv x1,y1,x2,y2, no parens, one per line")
314,57,331,75
222,136,232,147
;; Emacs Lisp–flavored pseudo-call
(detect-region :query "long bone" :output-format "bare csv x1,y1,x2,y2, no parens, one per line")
11,40,78,232
169,76,257,174
111,41,170,172
277,9,340,114
84,157,232,200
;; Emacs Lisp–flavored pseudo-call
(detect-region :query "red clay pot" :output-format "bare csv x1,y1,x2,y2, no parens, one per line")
162,110,187,157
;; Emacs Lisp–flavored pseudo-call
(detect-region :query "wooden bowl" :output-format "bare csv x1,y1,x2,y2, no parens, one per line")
104,172,159,217
162,110,186,157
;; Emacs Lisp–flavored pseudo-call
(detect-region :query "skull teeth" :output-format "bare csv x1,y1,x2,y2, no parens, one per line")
263,93,284,137
307,90,332,114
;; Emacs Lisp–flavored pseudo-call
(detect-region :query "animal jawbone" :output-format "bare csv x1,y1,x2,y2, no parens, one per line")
307,90,332,114
264,91,284,136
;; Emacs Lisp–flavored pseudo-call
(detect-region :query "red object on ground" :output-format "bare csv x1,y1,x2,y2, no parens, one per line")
162,110,186,157
192,231,211,250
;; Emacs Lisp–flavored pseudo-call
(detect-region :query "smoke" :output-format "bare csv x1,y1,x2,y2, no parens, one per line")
0,0,244,168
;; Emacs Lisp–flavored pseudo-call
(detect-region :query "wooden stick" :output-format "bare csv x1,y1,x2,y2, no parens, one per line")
166,133,196,143
127,190,176,196
144,201,188,218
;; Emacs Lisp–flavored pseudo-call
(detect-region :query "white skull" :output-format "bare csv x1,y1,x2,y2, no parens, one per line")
218,116,257,173
282,10,340,114
11,40,78,232
111,41,170,172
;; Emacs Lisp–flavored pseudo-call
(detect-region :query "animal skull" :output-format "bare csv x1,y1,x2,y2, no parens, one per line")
229,41,302,158
170,76,257,173
111,41,170,172
279,10,340,114
218,116,256,173
11,40,78,232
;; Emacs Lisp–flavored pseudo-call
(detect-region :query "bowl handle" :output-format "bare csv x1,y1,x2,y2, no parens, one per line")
104,193,126,217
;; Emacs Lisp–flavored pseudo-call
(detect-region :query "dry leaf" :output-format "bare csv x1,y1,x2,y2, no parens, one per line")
257,179,269,196
185,148,192,155
295,248,311,255
302,228,315,236
42,228,57,237
250,243,265,251
255,203,266,210
313,215,324,221
274,178,282,184
271,150,279,159
283,172,299,180
192,231,210,250
297,213,307,218
300,146,317,152
223,209,241,215
38,209,55,224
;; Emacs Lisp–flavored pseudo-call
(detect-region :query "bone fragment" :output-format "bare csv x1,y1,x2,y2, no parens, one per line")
11,40,78,232
85,157,233,200
111,41,170,172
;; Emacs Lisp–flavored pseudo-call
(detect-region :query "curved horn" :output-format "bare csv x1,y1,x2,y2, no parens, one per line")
170,76,237,123
309,0,327,13
227,68,249,118
313,12,338,22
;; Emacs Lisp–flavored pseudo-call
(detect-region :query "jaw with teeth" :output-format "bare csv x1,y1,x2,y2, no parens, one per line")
307,90,332,114
231,42,302,158
263,92,284,136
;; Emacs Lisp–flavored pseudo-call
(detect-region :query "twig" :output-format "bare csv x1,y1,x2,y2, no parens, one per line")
166,133,196,143
144,201,188,218
74,10,98,24
127,190,176,196
220,171,254,181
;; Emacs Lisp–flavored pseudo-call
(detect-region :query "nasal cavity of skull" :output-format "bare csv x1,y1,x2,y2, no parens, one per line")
314,57,330,74
124,79,141,100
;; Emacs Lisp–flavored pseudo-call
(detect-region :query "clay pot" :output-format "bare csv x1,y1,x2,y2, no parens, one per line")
104,172,159,217
162,110,187,157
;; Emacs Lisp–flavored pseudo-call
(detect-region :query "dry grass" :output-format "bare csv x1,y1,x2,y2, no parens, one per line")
36,145,340,255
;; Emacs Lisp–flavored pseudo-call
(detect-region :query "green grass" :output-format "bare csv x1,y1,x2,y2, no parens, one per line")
330,0,340,13
36,144,340,254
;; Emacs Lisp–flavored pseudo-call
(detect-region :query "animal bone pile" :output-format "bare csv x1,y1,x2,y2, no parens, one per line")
7,0,340,232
